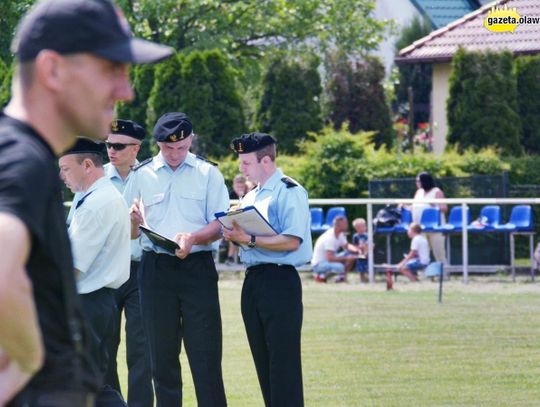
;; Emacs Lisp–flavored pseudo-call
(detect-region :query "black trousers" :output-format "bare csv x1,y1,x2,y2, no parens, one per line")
138,251,227,407
80,288,127,407
241,264,304,407
105,261,153,407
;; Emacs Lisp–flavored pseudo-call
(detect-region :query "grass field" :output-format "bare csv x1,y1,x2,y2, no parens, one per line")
116,273,540,406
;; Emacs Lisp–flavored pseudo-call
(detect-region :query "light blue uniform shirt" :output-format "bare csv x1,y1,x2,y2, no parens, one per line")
239,169,312,267
67,162,143,261
123,151,229,255
104,162,143,261
69,177,131,294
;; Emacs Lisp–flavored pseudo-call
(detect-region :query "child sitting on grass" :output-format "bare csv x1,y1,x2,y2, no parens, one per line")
397,222,430,281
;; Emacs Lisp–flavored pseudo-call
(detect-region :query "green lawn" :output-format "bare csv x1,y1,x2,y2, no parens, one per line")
116,274,540,406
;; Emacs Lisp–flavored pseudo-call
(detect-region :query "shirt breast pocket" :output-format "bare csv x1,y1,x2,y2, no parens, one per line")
143,193,165,222
145,193,165,207
178,189,206,223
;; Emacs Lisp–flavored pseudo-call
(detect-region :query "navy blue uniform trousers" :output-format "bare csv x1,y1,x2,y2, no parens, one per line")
241,264,304,407
138,251,227,407
80,288,127,407
105,261,153,407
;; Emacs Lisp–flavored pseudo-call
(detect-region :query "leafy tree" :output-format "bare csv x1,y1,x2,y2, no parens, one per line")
394,16,433,124
115,0,390,61
515,55,540,154
1,0,35,63
326,53,393,147
148,53,185,128
117,64,155,127
180,50,215,155
447,49,522,155
0,59,13,108
204,50,245,157
149,49,244,157
115,64,157,159
298,126,371,198
256,55,323,154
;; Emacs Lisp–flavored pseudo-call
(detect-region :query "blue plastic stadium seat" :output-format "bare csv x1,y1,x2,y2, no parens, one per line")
393,207,412,233
322,206,347,231
420,207,441,232
310,207,325,233
435,206,470,233
494,205,533,232
468,205,501,232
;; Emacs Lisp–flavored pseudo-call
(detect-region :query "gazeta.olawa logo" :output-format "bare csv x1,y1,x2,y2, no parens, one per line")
484,5,540,33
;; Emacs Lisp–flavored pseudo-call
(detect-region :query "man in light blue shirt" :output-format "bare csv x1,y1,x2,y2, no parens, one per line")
223,132,312,407
59,137,131,406
125,112,229,407
100,119,153,407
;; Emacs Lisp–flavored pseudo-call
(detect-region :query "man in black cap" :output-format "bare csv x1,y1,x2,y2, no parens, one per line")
0,0,172,405
223,133,312,407
125,112,229,407
102,120,154,407
59,137,131,406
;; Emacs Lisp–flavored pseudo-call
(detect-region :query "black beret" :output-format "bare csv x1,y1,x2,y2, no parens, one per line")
230,132,276,154
153,112,193,142
62,137,106,156
111,119,146,141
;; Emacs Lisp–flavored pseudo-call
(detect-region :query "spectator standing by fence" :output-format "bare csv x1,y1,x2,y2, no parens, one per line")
411,172,448,263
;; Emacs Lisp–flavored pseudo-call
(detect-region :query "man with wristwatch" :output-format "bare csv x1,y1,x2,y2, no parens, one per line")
223,132,312,407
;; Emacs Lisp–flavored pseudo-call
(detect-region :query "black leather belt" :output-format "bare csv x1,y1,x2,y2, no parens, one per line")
245,263,295,276
149,250,211,260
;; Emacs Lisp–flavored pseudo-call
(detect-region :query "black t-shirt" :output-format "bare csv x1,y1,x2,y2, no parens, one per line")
0,114,99,394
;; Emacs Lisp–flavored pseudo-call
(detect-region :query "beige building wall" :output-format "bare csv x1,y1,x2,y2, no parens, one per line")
431,62,452,155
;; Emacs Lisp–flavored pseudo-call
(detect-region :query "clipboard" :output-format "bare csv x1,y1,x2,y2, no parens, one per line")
139,225,179,254
215,206,277,244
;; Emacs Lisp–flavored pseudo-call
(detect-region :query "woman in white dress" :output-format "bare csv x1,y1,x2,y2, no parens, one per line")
411,172,448,263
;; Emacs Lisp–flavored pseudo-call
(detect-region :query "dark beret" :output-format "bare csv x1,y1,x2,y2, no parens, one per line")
62,137,106,156
153,112,193,142
230,132,276,154
111,119,146,141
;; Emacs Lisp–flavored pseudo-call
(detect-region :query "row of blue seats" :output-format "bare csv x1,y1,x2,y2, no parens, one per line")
310,207,346,233
377,205,534,234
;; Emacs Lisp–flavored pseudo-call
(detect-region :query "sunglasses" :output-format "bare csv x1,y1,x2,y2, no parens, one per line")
105,141,138,151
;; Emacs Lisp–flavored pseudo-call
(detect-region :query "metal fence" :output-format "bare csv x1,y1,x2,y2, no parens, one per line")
309,197,540,285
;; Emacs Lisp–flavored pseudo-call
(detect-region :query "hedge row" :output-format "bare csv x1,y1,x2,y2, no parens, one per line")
218,126,540,197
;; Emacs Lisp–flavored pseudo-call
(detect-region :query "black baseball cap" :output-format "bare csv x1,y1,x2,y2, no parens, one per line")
231,132,276,154
153,112,193,142
12,0,173,64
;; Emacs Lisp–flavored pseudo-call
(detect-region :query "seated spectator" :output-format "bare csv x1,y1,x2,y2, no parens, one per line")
311,215,361,283
397,222,430,281
352,218,369,282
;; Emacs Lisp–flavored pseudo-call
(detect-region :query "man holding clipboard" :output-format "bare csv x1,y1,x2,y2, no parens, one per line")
223,133,312,407
124,112,229,407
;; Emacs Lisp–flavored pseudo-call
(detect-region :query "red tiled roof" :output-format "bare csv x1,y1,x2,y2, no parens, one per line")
396,0,540,64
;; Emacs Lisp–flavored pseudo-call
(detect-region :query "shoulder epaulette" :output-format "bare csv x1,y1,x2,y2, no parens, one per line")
131,157,153,171
281,176,299,188
196,155,218,166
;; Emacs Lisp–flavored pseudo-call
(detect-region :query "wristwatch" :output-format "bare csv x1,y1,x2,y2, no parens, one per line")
247,235,256,248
